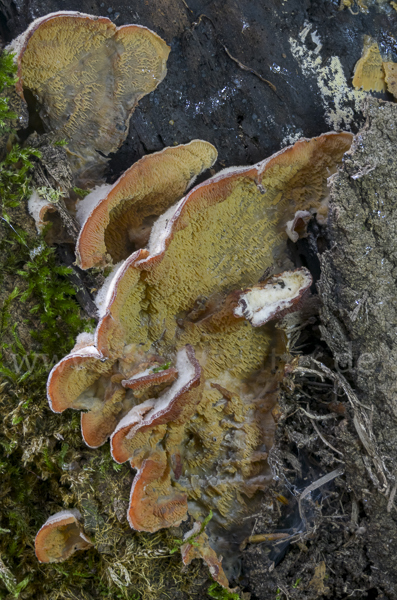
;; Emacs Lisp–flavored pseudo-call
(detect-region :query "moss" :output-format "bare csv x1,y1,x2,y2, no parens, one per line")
0,52,18,132
207,583,240,599
0,49,211,600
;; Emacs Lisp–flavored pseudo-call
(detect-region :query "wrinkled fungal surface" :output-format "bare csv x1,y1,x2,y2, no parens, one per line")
76,140,218,269
35,510,92,563
352,39,386,92
9,12,169,184
46,133,352,578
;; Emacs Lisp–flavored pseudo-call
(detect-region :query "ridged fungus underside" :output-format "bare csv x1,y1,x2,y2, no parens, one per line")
35,510,92,563
76,140,218,269
9,12,170,184
45,132,352,583
352,39,387,92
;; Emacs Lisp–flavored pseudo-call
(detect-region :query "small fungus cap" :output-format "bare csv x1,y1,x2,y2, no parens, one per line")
111,345,202,464
47,339,112,414
9,12,170,184
76,140,217,269
233,268,313,327
127,450,188,532
352,39,386,92
35,509,92,563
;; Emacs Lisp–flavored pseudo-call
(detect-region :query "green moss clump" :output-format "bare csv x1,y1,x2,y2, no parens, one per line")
0,52,18,131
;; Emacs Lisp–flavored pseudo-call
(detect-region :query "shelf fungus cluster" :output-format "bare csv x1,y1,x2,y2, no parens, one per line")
8,12,169,184
41,131,352,584
352,37,397,99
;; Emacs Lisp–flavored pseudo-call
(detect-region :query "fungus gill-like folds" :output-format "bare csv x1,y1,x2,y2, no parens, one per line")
46,132,352,573
111,345,202,468
128,449,189,532
9,12,169,183
76,140,218,269
352,39,386,92
35,510,92,563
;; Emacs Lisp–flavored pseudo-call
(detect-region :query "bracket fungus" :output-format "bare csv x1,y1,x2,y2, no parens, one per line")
233,268,313,327
352,39,386,93
76,140,218,269
28,190,57,234
9,12,169,183
35,510,92,563
45,131,352,579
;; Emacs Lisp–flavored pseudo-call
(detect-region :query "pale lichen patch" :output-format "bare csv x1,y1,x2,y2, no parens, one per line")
289,23,366,129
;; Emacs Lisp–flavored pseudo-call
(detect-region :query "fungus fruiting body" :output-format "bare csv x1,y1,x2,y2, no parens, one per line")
233,268,313,327
35,510,92,563
45,132,352,579
9,12,169,183
285,210,312,242
352,39,386,92
76,140,218,269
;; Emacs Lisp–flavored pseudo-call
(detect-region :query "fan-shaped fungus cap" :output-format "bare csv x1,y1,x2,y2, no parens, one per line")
285,210,312,243
35,509,92,563
121,366,178,391
76,141,218,269
47,334,121,445
111,345,202,464
47,336,114,415
383,62,397,99
128,450,188,532
9,12,169,184
233,268,313,327
352,39,386,92
47,338,124,448
96,131,352,358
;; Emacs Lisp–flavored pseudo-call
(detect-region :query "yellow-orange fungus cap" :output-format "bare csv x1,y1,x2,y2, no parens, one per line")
76,140,218,269
35,510,92,563
10,12,170,184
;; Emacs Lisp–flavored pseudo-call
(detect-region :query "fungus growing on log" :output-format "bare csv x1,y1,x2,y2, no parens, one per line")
9,12,169,183
383,62,397,99
352,39,386,92
47,132,352,573
47,333,176,447
285,210,312,242
76,140,218,269
35,510,92,563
